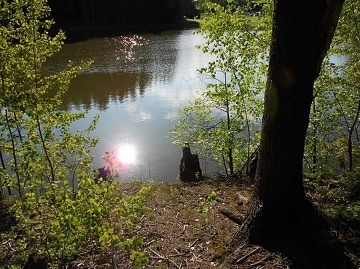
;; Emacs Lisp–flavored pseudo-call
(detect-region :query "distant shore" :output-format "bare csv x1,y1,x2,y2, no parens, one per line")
54,19,200,43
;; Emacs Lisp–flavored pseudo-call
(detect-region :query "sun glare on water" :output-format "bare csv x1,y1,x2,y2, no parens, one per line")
118,144,136,164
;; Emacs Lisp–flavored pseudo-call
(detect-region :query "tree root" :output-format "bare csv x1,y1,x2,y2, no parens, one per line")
219,207,244,225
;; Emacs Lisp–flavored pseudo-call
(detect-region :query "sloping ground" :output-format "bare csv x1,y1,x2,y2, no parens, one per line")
122,179,359,269
70,180,295,268
139,180,250,269
112,180,293,269
2,179,359,268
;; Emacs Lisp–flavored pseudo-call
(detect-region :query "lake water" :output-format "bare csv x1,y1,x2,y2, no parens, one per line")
46,29,221,182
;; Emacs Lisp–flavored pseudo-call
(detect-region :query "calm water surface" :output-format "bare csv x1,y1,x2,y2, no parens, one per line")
47,29,220,182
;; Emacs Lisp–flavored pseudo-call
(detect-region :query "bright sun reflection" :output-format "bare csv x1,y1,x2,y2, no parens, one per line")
118,144,136,164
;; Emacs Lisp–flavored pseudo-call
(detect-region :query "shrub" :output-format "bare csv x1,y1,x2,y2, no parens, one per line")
5,176,151,268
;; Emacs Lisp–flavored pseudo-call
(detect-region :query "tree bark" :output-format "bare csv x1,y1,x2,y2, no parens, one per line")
248,0,332,242
222,0,356,268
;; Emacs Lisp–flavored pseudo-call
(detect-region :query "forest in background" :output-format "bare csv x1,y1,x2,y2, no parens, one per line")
47,0,198,41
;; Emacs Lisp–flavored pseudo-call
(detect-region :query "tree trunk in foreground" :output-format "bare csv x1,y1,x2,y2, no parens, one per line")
223,0,356,268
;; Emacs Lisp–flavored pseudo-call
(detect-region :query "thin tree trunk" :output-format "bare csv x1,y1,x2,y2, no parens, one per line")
348,99,360,171
224,73,234,175
222,154,228,177
5,110,22,197
0,150,11,198
312,99,317,173
30,11,56,183
226,103,234,175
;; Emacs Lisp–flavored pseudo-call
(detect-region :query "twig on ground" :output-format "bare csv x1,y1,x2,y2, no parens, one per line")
188,238,199,248
236,246,260,264
250,254,270,267
144,239,156,247
148,247,182,269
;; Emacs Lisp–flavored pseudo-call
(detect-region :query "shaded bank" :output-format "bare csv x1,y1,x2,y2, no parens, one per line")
52,22,188,43
48,0,199,42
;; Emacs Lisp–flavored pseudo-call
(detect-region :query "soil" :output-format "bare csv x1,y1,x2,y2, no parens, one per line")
71,178,360,269
2,178,359,268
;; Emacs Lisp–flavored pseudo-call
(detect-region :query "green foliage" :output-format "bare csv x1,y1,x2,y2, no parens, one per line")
305,171,360,224
130,250,150,267
195,0,257,11
0,0,96,197
170,0,271,175
196,0,229,10
207,190,217,202
6,176,151,267
0,1,150,268
198,191,217,213
305,0,360,174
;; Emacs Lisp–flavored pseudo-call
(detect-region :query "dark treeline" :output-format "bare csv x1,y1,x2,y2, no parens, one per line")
48,0,198,41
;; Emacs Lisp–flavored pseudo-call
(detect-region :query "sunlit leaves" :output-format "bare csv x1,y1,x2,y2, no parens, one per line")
170,0,270,175
0,0,96,195
0,1,151,267
305,0,360,173
12,175,151,266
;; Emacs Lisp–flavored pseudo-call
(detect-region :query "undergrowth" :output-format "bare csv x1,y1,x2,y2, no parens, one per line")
0,176,151,268
305,171,360,225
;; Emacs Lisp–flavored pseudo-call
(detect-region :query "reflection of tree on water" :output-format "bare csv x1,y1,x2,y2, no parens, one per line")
50,32,180,111
142,34,178,85
61,71,151,110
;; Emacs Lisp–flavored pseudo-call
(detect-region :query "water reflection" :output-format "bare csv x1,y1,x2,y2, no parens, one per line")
47,30,219,181
62,71,150,110
47,33,182,111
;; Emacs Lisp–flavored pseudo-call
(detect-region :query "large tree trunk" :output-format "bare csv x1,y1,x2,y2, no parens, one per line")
222,0,355,268
245,0,336,242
